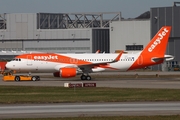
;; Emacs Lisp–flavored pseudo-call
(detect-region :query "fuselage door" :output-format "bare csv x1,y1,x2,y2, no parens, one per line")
137,55,143,65
27,55,33,66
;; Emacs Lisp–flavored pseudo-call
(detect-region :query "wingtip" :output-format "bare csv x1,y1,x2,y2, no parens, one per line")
114,51,124,62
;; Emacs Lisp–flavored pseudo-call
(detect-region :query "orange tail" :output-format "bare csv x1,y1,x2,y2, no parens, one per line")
129,26,172,70
143,26,171,57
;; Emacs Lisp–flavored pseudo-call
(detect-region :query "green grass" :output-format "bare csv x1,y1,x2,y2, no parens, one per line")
5,115,180,120
0,86,180,104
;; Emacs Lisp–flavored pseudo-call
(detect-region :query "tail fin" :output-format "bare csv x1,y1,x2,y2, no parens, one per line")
95,50,100,54
143,26,171,56
128,26,172,70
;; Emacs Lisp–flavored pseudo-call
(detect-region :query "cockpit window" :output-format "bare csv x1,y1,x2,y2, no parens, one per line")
11,58,21,61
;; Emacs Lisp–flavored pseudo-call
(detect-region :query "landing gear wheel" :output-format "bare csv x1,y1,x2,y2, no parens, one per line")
86,76,91,80
81,75,87,80
80,75,91,80
15,76,20,81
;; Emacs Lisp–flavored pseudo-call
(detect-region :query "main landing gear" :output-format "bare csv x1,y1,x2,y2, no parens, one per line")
80,74,91,80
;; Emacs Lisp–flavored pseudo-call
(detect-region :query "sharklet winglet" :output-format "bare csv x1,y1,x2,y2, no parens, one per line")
113,51,124,62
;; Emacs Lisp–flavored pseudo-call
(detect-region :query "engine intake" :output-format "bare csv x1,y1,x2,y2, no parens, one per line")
53,68,77,78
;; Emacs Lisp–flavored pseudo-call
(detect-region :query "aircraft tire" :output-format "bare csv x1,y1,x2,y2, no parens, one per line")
81,75,87,80
86,76,91,80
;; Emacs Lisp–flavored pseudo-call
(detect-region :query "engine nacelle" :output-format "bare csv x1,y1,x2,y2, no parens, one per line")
53,68,77,78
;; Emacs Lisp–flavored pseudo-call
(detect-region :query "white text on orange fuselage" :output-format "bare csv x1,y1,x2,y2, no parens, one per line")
34,55,58,60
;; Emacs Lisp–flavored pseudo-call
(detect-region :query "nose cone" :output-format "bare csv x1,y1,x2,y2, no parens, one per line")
5,62,12,70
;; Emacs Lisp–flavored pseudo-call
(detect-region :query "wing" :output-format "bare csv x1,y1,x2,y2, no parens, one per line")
77,51,123,73
54,51,123,73
78,51,123,68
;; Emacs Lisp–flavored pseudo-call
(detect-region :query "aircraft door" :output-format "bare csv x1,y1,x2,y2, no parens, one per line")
70,58,78,64
137,55,143,65
27,55,33,66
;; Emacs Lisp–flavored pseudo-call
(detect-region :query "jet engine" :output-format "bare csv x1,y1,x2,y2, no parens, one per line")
53,68,77,78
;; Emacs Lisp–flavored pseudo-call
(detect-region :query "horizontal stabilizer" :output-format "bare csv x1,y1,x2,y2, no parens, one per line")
164,54,174,61
152,54,174,62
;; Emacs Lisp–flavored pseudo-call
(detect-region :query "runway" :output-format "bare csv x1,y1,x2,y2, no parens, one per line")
1,102,180,118
1,71,180,89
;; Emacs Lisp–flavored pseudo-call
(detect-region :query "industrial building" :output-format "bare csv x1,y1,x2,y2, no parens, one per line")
151,4,180,70
0,12,120,55
110,20,150,53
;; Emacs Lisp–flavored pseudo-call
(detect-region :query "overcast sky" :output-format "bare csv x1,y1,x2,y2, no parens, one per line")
0,0,178,18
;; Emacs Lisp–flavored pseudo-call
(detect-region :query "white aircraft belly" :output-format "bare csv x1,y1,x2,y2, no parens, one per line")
13,61,57,73
107,61,134,71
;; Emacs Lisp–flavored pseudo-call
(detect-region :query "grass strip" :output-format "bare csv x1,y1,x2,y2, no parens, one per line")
0,86,180,104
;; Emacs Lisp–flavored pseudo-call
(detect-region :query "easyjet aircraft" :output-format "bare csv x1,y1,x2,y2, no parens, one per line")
5,26,174,80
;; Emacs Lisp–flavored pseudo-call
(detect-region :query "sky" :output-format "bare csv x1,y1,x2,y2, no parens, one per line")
0,0,179,18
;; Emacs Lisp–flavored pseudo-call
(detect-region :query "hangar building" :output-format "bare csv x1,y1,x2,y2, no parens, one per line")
151,4,180,69
110,20,150,53
0,12,121,57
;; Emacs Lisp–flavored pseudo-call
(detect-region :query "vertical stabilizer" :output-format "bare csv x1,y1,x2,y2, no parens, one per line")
128,26,171,70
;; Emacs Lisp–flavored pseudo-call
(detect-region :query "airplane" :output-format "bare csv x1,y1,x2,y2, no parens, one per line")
5,26,174,80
